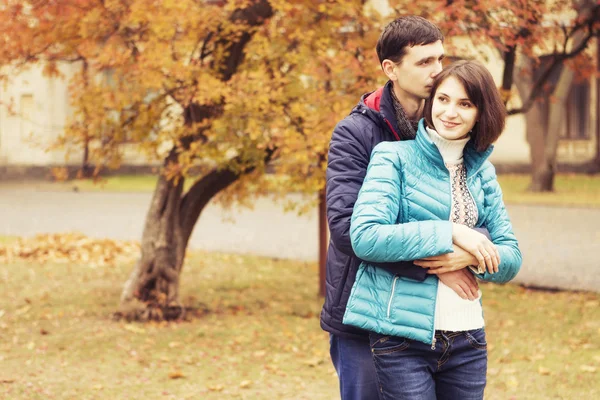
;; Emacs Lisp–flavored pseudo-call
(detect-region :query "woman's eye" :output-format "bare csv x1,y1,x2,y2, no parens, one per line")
437,96,447,102
461,102,472,108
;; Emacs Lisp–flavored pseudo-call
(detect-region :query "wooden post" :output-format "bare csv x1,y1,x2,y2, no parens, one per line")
595,39,600,168
318,188,327,297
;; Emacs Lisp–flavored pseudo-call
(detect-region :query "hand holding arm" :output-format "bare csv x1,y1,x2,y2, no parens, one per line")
414,244,478,275
437,269,480,301
452,223,500,274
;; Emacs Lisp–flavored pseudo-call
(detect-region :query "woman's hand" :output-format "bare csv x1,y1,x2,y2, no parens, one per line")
452,223,500,274
414,245,478,274
437,269,479,300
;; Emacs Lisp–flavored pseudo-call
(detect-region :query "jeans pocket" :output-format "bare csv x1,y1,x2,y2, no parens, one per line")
369,333,410,356
465,328,487,351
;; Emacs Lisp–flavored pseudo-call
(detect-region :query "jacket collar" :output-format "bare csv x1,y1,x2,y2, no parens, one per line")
415,119,494,177
353,81,402,141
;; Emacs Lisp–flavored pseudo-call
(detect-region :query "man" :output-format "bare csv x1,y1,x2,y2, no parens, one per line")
321,16,483,400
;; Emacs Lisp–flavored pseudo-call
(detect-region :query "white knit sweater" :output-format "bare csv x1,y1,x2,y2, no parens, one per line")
426,127,485,332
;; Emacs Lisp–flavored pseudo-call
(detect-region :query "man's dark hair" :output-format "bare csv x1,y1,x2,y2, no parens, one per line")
424,60,507,152
376,16,444,65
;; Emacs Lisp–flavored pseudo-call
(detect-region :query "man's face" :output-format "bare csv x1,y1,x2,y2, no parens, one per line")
386,40,444,101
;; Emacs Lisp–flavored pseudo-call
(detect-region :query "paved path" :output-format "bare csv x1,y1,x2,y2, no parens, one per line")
1,186,598,292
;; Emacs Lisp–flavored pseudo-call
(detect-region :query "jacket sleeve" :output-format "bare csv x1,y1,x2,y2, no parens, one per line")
472,163,522,283
350,142,454,262
326,117,371,256
326,117,427,280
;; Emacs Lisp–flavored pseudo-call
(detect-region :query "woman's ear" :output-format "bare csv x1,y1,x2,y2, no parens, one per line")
381,59,397,81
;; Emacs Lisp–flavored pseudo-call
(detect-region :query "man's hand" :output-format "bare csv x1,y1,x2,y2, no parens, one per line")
414,245,478,275
437,269,479,301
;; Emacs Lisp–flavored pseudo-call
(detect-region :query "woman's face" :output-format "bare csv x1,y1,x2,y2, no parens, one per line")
431,76,479,140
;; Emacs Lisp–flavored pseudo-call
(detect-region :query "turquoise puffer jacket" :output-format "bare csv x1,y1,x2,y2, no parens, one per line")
343,119,522,345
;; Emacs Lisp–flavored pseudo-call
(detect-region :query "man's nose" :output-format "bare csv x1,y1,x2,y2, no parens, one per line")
431,61,443,77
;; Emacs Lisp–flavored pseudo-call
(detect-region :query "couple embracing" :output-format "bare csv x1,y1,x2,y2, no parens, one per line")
321,16,522,400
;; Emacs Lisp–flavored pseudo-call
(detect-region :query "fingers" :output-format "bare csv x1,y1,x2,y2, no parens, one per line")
456,280,478,301
462,272,479,299
427,268,446,275
426,264,466,275
426,265,456,274
414,260,442,268
482,242,500,274
473,249,486,274
482,252,494,274
416,254,449,262
454,285,468,300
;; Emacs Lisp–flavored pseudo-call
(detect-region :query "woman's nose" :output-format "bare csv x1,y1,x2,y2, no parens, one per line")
444,106,458,118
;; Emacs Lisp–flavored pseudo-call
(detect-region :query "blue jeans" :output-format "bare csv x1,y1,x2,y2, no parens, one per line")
330,333,380,400
369,329,488,400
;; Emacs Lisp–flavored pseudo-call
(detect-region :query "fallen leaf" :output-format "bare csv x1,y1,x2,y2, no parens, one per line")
537,367,551,375
302,358,324,367
208,384,224,392
123,324,146,334
239,380,252,388
168,370,185,379
580,365,597,373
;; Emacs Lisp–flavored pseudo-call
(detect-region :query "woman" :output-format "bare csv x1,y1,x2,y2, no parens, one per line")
343,60,522,399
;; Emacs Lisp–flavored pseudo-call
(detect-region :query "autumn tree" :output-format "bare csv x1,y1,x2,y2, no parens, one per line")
0,0,386,319
397,0,600,191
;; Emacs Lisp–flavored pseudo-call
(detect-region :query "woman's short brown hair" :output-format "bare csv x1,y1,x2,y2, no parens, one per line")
424,60,506,152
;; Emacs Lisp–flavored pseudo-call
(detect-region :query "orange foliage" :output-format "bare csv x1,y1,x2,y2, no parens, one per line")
0,0,596,206
0,0,386,208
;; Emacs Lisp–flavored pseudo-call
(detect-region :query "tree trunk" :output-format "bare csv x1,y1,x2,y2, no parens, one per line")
318,189,327,297
116,0,274,321
531,65,575,191
118,164,248,320
514,55,548,186
516,30,586,192
594,39,600,168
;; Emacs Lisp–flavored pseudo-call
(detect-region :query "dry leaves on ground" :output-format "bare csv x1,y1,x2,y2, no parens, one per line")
0,233,140,267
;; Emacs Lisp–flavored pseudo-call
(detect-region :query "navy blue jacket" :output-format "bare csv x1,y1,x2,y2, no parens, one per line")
320,81,427,340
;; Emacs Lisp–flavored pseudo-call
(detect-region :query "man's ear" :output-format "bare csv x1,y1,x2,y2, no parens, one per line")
381,59,397,81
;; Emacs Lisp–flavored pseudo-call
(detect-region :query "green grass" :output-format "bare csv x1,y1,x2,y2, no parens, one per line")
39,173,600,208
66,175,160,192
0,236,17,244
498,174,600,208
0,250,598,399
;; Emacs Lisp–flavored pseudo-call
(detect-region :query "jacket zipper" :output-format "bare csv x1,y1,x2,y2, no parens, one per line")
387,276,399,318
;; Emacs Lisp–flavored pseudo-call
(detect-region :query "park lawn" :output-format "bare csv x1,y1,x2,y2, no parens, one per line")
497,173,600,208
1,251,599,400
48,173,600,208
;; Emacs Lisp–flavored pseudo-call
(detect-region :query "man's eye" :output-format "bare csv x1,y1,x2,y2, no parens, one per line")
420,60,431,65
